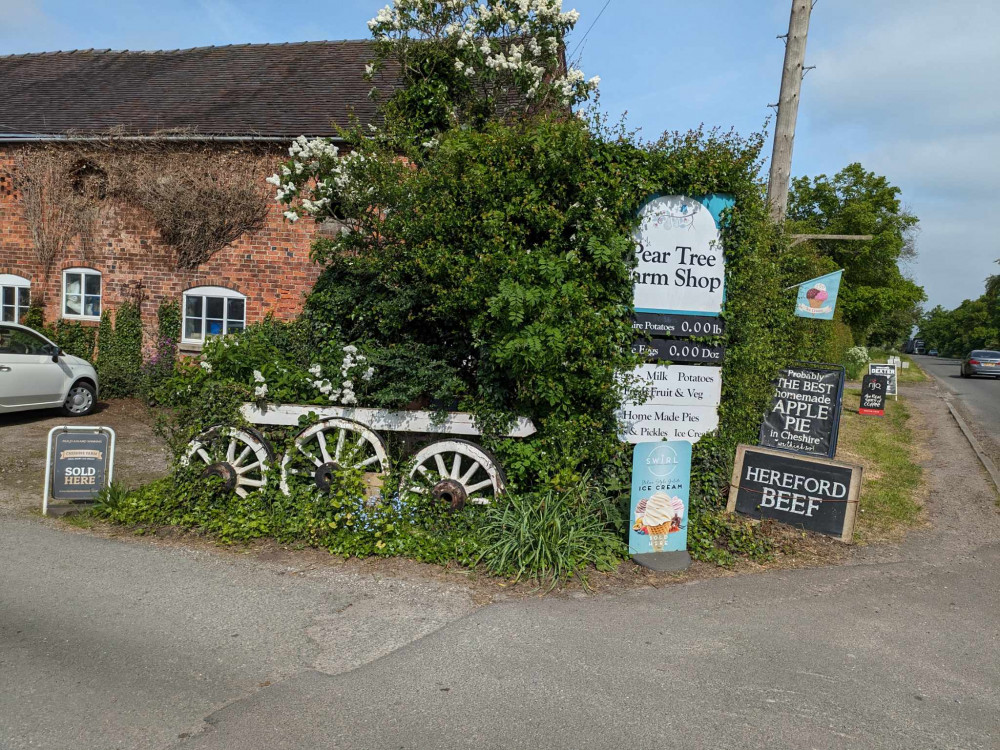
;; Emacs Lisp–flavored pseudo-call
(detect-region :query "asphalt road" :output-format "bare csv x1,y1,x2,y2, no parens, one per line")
2,380,999,749
913,354,1000,462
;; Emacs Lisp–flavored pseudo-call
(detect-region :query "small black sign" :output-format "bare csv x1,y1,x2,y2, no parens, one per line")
759,364,845,458
632,312,726,339
52,432,110,501
727,445,862,542
632,339,725,364
860,374,887,416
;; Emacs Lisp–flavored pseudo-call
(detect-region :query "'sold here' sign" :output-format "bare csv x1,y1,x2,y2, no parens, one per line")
727,445,863,542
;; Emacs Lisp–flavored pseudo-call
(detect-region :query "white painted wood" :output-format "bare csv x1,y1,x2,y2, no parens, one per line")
622,365,722,407
182,426,271,493
279,418,389,496
617,404,720,444
240,403,536,438
402,439,505,504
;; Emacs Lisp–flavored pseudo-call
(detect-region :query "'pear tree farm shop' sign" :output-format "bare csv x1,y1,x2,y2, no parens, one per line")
759,364,845,459
727,445,862,543
618,364,721,444
633,194,734,317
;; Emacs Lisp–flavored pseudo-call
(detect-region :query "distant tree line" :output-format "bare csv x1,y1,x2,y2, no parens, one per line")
919,261,1000,356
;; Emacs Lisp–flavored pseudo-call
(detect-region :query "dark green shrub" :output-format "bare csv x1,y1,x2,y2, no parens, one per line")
96,302,144,398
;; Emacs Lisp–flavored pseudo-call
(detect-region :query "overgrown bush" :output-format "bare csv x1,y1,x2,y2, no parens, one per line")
96,301,144,398
843,345,870,380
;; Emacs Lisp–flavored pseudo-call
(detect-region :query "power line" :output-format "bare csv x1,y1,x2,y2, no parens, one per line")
569,0,613,60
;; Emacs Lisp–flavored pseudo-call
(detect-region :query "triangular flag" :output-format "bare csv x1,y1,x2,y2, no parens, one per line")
794,270,843,320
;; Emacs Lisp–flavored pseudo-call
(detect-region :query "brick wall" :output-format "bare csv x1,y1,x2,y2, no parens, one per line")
0,143,322,351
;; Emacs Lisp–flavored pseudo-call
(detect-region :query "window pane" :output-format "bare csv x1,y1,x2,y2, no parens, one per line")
18,287,29,308
2,306,13,322
64,293,82,316
205,296,224,319
184,317,202,340
3,328,48,355
185,295,203,318
65,273,82,296
84,273,101,295
226,320,244,334
84,295,101,317
1,287,10,306
226,297,245,323
205,318,224,336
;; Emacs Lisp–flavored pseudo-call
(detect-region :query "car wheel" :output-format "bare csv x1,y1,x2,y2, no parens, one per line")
62,381,97,416
960,368,968,378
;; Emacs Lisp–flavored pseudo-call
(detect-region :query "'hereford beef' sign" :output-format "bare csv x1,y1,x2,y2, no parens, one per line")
758,364,844,458
727,445,862,542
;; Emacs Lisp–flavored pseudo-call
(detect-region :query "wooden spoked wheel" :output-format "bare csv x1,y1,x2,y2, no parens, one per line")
400,439,506,509
182,426,274,498
280,418,389,497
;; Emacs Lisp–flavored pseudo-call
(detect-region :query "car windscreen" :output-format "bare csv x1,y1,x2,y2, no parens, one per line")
971,351,1000,358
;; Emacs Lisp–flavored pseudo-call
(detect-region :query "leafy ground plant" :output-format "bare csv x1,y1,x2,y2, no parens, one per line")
475,477,627,587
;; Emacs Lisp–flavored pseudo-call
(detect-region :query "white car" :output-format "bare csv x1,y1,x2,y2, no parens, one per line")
0,323,99,416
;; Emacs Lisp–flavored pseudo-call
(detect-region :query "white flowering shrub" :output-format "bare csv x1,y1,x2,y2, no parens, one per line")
843,345,869,380
367,0,595,110
269,1,596,225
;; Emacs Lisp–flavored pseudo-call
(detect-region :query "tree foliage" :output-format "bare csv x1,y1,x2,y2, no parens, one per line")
918,260,1000,356
786,163,924,345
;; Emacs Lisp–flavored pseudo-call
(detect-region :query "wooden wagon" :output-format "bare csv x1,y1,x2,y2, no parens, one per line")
183,403,536,508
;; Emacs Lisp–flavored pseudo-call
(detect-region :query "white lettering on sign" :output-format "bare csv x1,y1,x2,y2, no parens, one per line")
632,196,726,315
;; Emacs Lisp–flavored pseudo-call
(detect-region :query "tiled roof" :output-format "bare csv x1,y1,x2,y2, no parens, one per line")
0,41,398,139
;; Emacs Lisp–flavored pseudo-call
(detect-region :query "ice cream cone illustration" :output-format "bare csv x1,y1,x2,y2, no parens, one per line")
646,521,672,552
806,282,828,309
633,491,685,552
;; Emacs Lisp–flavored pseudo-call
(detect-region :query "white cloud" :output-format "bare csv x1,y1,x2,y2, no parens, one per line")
802,0,1000,308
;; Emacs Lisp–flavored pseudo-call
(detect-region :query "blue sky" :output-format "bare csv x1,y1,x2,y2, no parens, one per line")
2,0,997,310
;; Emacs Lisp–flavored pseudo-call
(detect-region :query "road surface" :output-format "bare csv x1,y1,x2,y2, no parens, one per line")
913,354,1000,466
1,379,998,749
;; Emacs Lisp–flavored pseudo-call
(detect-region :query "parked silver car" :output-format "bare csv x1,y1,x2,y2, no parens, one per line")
960,349,1000,378
0,323,99,416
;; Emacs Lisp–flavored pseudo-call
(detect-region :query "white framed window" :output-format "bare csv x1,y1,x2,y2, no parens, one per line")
62,268,102,320
182,286,246,343
0,274,31,323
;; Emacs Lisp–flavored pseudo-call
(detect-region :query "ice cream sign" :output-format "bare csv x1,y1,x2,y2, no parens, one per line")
633,194,733,317
629,441,692,554
795,270,843,320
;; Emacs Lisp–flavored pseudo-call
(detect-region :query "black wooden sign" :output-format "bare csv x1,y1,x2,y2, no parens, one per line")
758,363,845,459
632,312,726,339
859,374,887,416
632,339,725,364
52,432,110,501
727,445,862,542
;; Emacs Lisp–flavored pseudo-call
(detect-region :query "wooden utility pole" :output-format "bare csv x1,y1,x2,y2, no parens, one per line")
767,0,812,223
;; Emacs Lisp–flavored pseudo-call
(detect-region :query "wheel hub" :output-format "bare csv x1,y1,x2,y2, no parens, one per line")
314,462,342,492
432,479,468,511
202,463,237,492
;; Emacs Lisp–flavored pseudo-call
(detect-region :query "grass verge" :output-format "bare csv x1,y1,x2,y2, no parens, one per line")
835,390,925,542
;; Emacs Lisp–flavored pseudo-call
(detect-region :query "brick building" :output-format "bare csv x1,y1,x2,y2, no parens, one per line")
0,41,391,352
